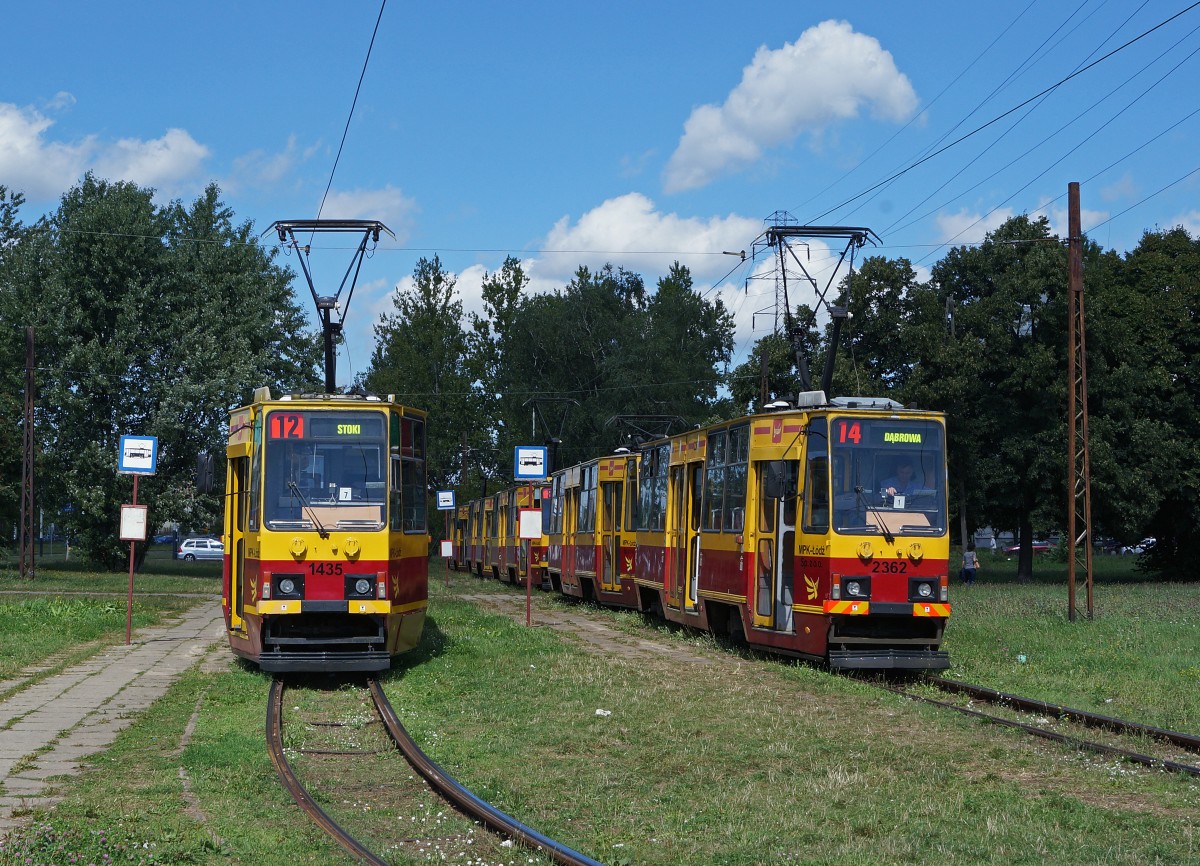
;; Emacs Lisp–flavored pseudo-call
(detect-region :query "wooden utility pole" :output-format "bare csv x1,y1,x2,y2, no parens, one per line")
19,327,35,580
1066,182,1095,621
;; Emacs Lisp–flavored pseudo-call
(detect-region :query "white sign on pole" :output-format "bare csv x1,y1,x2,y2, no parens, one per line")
440,540,453,557
119,505,148,541
519,508,543,540
436,490,455,510
118,435,158,475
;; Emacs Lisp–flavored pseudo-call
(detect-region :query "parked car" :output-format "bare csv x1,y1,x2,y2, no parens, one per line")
1121,537,1156,555
1003,540,1055,555
177,537,223,561
153,533,176,545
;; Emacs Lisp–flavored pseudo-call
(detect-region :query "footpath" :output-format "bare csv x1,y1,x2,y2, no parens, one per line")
0,600,226,834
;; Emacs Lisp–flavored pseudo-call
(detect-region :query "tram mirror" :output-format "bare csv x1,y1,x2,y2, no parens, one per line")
195,451,215,495
763,461,787,500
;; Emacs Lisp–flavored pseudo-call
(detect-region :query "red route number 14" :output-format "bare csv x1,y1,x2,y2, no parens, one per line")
835,420,862,444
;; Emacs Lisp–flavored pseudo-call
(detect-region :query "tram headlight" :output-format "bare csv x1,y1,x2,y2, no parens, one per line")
345,574,376,599
838,576,871,600
908,578,938,603
272,573,304,599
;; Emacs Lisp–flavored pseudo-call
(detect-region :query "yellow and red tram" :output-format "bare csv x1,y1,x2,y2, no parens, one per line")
631,395,949,669
464,393,950,670
546,452,639,607
221,388,429,672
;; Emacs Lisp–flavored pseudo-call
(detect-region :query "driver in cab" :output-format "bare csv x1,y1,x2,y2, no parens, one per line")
881,459,921,498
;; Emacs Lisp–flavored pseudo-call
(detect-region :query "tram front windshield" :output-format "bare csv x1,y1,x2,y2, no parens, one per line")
264,410,388,531
828,416,946,536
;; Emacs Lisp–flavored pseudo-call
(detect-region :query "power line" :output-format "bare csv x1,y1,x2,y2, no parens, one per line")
314,1,387,224
807,1,1200,224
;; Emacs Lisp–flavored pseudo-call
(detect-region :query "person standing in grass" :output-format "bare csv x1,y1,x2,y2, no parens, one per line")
962,543,979,586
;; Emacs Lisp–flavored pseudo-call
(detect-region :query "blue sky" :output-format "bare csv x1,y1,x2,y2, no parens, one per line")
5,1,1200,387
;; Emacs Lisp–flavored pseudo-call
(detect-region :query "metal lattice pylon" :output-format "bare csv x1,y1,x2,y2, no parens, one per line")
1066,182,1094,621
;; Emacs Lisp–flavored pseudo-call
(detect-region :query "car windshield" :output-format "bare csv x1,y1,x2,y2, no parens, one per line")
263,410,388,532
827,416,947,537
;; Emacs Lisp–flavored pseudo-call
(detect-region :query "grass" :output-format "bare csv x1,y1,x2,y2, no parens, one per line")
1,556,1197,865
0,566,219,684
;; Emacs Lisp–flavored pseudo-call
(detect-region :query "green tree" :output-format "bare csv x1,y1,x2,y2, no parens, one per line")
1095,227,1200,575
0,186,31,541
26,176,320,569
364,255,474,535
466,256,532,490
915,215,1068,579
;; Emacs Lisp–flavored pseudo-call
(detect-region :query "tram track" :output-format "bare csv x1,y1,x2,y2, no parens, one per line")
267,677,604,866
872,674,1200,778
465,584,1200,781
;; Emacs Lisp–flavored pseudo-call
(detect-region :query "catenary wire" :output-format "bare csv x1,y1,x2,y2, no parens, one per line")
314,0,387,225
805,1,1200,225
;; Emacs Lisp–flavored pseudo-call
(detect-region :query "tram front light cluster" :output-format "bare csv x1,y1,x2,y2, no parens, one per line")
908,577,938,603
266,573,304,600
345,573,379,600
832,575,871,601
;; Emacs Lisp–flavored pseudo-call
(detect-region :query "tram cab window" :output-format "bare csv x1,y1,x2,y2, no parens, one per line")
263,411,389,531
827,417,946,536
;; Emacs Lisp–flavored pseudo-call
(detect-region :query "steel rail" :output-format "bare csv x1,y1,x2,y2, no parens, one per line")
882,682,1200,778
367,678,606,866
266,678,389,866
924,675,1200,752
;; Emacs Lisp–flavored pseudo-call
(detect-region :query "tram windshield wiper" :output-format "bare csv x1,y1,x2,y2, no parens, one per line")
855,486,895,545
288,481,330,539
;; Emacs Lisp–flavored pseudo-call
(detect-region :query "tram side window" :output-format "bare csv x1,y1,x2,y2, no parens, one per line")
637,444,669,531
624,457,638,531
248,414,262,531
804,418,830,533
725,425,749,532
703,426,748,532
390,416,427,532
579,464,597,532
703,430,727,531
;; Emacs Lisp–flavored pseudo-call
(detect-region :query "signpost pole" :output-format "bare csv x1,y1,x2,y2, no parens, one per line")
127,475,137,645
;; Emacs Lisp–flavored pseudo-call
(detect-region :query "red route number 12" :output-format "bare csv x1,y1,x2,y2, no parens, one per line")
835,420,862,445
269,413,305,439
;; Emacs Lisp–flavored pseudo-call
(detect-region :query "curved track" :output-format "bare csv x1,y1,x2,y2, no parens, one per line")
267,677,605,866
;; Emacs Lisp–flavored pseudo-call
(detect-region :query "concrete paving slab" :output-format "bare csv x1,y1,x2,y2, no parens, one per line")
0,601,225,833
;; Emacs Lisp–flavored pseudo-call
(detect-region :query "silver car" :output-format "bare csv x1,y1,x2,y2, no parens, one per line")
177,537,223,561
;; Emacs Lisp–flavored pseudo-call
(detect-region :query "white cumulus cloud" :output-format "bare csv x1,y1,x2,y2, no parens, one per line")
935,207,1015,245
92,127,209,192
0,99,209,202
318,185,419,243
664,20,917,193
532,192,762,286
0,102,94,199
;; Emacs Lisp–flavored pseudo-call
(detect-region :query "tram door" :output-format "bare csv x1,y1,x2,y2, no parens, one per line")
600,480,621,592
227,456,248,630
668,462,703,612
753,461,797,631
